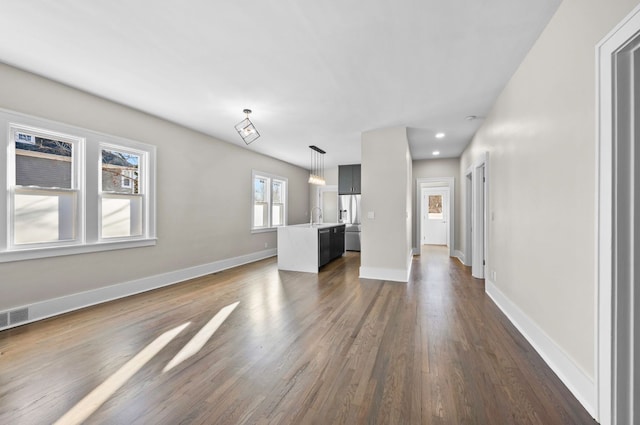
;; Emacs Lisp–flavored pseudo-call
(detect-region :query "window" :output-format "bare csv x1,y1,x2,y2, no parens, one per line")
100,147,143,239
0,109,156,262
428,195,443,220
10,127,81,246
252,170,287,231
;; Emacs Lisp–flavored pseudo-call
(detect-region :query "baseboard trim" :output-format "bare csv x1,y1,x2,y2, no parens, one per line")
0,248,277,331
412,247,420,256
485,280,596,418
360,252,412,283
454,250,465,264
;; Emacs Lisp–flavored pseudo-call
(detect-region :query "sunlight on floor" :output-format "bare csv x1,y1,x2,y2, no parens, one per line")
53,301,241,424
54,322,190,425
163,301,240,373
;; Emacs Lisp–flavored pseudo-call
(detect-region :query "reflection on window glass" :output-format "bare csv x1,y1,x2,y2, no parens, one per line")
101,195,142,238
428,195,443,220
14,191,76,244
15,132,72,189
254,205,266,228
101,149,140,194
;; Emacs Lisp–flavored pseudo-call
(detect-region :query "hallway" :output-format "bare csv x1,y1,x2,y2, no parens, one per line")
0,247,594,424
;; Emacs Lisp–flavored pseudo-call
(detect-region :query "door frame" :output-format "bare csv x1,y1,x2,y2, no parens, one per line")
465,152,489,279
415,177,455,257
421,187,450,246
596,5,640,424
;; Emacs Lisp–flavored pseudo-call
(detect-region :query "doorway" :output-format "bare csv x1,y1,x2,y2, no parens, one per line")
597,6,640,424
421,187,449,246
415,177,455,257
318,185,338,223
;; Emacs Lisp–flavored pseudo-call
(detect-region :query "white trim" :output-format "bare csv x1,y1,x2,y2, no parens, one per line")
454,249,466,265
471,153,488,279
464,168,473,266
486,280,597,418
596,5,640,424
0,238,157,263
0,248,277,331
359,251,413,282
415,177,455,257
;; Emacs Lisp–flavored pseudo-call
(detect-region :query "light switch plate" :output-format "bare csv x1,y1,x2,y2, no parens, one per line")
367,211,375,219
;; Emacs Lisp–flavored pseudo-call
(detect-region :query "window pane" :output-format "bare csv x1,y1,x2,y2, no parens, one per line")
15,132,72,189
102,149,140,194
101,195,143,238
254,177,266,202
254,203,268,228
272,180,283,204
272,204,284,226
428,195,443,220
14,191,76,244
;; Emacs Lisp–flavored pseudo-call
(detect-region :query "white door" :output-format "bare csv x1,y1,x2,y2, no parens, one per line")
422,188,449,245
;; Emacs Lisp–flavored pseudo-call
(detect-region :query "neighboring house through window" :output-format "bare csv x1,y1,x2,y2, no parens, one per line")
252,170,287,231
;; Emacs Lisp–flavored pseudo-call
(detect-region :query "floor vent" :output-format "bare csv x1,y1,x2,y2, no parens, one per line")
0,312,7,328
9,308,29,325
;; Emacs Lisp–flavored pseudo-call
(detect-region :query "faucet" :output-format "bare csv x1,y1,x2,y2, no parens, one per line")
310,207,323,225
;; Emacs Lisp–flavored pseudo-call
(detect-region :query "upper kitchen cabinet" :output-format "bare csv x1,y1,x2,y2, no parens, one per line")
338,164,361,194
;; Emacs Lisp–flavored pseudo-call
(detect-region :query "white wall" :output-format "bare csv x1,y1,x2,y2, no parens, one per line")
460,0,639,414
360,127,412,282
412,158,460,251
0,62,309,312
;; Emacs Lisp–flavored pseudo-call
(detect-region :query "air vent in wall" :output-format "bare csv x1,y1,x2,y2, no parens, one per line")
9,308,29,325
0,312,7,328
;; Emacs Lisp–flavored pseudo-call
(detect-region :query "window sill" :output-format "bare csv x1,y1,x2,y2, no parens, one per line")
251,227,278,234
0,238,157,263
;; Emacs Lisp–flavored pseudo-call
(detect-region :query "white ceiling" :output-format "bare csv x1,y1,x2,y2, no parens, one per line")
0,0,561,169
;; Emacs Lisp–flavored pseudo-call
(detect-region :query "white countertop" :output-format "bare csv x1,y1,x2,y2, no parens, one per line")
285,223,344,230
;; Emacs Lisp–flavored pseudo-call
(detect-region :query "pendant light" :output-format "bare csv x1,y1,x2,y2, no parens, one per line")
308,145,326,185
235,109,260,145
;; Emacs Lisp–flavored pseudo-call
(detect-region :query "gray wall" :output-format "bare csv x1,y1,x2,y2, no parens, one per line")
460,0,639,381
360,127,412,280
0,62,310,311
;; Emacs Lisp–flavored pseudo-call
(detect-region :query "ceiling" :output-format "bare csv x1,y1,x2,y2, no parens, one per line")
0,0,561,170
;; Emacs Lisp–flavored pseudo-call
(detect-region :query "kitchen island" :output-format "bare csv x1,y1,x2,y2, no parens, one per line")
277,223,345,273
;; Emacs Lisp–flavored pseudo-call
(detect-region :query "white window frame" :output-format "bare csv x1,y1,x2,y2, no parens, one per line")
99,143,147,241
8,124,84,250
251,170,288,233
0,108,157,263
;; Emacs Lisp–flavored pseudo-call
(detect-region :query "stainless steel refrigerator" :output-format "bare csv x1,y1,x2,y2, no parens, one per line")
338,194,361,251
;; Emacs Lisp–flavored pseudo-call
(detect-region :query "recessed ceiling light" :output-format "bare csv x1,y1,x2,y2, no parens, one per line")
435,132,445,139
432,151,440,156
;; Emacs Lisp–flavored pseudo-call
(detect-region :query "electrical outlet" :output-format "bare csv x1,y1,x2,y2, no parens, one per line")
264,242,268,248
491,270,497,281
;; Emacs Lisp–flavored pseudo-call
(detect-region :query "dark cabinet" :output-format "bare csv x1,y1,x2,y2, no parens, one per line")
330,225,345,260
338,164,361,194
318,225,345,269
319,229,331,267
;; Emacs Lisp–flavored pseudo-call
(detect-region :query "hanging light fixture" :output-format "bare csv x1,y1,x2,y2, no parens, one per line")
308,145,326,185
235,109,260,145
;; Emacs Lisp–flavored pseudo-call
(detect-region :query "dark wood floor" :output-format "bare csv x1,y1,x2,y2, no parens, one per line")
0,246,596,424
